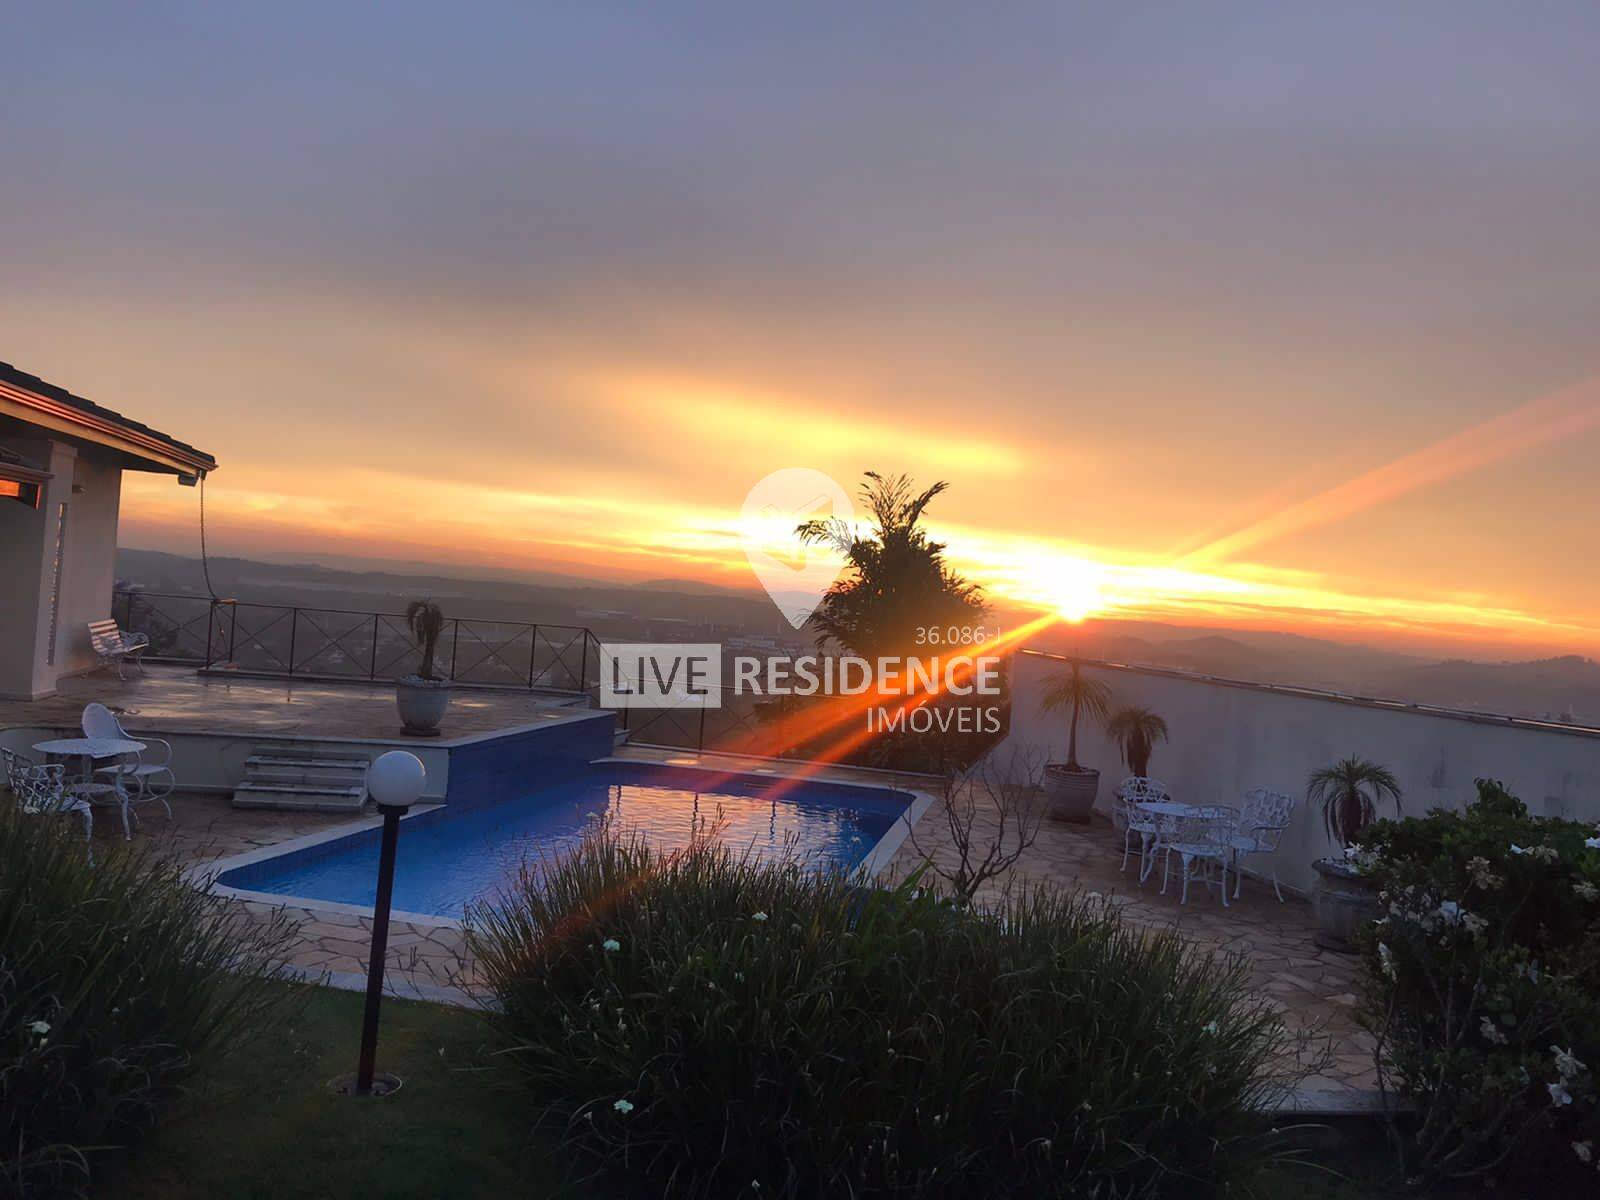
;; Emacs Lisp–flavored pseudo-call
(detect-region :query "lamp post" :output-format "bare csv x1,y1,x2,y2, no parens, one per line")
353,749,425,1097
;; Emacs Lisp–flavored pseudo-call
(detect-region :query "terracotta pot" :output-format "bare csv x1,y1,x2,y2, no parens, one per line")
1312,857,1382,953
1044,764,1099,823
396,676,451,737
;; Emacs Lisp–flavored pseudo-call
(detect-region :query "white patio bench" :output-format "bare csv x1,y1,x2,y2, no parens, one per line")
88,618,149,680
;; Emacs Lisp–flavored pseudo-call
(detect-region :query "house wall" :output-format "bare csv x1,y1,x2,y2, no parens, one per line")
997,649,1600,897
57,451,123,678
0,438,123,699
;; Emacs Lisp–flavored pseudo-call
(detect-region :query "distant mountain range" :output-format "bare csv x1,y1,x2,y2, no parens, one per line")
116,548,1598,724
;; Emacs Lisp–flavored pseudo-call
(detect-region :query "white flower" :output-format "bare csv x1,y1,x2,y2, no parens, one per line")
1461,913,1488,937
1586,836,1600,850
1577,881,1599,902
1510,843,1531,856
1377,942,1396,980
1479,1017,1507,1046
1437,900,1463,925
1549,1082,1573,1107
1203,1020,1219,1035
27,1020,50,1038
1574,1140,1594,1164
1467,857,1502,889
613,1098,634,1114
751,911,769,922
601,938,621,952
1552,1045,1587,1080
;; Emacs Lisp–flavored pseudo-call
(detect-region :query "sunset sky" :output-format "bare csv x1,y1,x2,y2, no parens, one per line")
5,4,1600,659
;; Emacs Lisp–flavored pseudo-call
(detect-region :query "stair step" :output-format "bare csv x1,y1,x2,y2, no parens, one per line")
246,754,369,770
230,782,368,813
248,768,367,787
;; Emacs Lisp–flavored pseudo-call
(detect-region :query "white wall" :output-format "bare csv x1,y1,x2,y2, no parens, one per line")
999,649,1600,896
0,440,125,699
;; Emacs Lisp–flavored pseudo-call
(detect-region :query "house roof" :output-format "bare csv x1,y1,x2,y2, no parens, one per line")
0,359,217,476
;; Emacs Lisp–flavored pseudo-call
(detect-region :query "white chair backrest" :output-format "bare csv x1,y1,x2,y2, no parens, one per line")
1120,776,1167,804
2,747,33,790
10,760,68,814
88,620,124,653
1175,805,1236,848
1241,788,1295,831
82,702,122,741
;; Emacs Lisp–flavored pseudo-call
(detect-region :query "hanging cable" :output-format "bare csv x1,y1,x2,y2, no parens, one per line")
199,472,219,600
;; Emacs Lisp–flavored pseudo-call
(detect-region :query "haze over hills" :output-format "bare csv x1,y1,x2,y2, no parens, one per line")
116,549,1600,724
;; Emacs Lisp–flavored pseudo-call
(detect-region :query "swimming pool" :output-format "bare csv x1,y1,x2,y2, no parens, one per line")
213,760,919,922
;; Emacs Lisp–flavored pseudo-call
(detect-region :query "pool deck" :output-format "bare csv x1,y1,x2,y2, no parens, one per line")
3,666,1376,1106
0,663,584,739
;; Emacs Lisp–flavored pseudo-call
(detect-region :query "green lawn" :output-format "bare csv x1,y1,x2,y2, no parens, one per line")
90,982,1399,1199
97,984,626,1200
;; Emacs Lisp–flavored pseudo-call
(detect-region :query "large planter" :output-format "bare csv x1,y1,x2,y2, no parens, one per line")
396,676,451,737
1044,764,1099,823
1312,857,1382,953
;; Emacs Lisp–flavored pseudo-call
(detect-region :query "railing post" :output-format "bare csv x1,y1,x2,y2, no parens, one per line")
527,624,540,689
698,693,707,752
204,599,217,670
579,630,590,692
228,603,239,666
449,618,461,682
287,607,299,677
370,613,380,680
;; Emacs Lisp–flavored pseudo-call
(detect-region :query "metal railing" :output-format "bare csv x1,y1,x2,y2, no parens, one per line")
113,590,601,694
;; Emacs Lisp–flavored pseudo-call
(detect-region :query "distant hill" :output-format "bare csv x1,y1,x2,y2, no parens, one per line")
117,549,1597,723
115,549,804,641
1366,655,1600,723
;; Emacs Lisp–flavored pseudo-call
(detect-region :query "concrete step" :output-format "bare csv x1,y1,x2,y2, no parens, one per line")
230,781,368,813
244,755,368,787
246,754,369,769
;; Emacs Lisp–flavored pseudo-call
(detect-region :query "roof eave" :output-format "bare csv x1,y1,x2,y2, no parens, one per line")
0,379,217,477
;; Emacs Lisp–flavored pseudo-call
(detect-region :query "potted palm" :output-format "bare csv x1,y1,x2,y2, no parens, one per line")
396,599,450,737
1040,662,1113,822
1307,756,1402,951
1106,706,1168,779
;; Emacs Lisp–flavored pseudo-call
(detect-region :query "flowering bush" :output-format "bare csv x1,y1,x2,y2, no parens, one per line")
1355,778,1600,1184
470,830,1303,1198
0,801,297,1196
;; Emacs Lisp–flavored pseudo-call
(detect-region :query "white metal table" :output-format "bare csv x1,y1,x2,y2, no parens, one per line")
33,736,146,839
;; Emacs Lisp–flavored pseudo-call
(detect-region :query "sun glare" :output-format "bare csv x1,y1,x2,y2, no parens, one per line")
1034,558,1105,623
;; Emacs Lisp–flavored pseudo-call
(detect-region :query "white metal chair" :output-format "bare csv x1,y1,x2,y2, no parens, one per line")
2,748,94,858
1228,788,1296,902
87,618,149,680
82,702,174,836
1158,805,1237,907
1113,776,1167,879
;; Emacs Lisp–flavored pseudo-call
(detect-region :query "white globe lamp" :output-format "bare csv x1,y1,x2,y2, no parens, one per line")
368,750,426,811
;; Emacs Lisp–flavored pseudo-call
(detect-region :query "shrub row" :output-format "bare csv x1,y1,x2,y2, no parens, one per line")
469,832,1298,1198
0,803,296,1197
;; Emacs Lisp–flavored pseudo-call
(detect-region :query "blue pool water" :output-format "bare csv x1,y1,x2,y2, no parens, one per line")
217,762,913,920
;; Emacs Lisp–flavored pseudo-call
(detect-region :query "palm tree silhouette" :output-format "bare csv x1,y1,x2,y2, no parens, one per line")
1041,662,1113,771
1106,706,1168,778
1307,756,1402,848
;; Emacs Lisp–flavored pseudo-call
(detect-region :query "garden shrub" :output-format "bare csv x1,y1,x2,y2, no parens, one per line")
0,802,298,1197
1355,778,1600,1184
469,831,1300,1198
